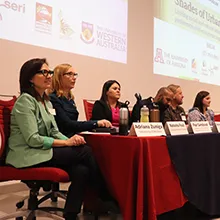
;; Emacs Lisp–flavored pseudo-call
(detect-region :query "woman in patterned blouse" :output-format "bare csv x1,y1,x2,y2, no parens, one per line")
187,91,215,126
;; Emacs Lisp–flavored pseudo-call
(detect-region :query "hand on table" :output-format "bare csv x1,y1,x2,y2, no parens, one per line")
97,119,112,128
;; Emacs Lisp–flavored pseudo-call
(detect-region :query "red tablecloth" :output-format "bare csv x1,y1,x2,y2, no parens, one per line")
85,134,187,220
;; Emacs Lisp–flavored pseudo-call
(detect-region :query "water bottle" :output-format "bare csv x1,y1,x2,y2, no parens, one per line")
140,105,149,122
150,104,160,122
119,107,129,135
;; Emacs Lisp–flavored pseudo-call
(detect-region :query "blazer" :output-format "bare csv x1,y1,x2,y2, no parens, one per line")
91,100,131,126
6,93,67,168
49,92,98,137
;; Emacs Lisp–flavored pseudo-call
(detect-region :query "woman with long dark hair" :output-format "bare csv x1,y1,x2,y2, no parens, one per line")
6,58,114,220
187,91,214,126
91,80,130,127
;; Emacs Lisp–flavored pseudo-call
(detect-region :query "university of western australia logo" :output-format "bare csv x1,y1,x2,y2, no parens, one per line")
35,2,52,34
80,21,94,44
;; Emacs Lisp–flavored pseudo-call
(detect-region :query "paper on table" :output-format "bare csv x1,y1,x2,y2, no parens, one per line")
80,131,111,135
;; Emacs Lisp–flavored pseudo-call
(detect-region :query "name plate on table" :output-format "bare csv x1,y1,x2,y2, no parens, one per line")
212,122,220,133
188,121,212,134
129,122,166,137
165,121,188,135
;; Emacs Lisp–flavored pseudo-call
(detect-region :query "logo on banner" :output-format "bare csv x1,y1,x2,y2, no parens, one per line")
96,25,127,52
154,48,165,63
80,21,94,44
58,10,74,38
201,60,208,75
191,58,197,73
35,2,52,34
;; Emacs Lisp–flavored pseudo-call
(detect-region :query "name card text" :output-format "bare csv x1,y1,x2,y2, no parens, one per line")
129,122,166,137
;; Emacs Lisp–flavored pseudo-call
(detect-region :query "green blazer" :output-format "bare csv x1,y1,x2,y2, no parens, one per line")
6,93,68,168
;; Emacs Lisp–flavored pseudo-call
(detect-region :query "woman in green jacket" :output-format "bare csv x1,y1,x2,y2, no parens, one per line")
6,58,110,220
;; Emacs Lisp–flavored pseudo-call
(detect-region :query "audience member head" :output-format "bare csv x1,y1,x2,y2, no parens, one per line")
193,91,211,114
19,58,52,101
52,63,78,99
100,80,121,104
167,84,184,107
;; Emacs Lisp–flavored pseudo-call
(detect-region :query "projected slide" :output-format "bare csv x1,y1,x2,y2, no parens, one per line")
0,0,128,63
154,0,220,85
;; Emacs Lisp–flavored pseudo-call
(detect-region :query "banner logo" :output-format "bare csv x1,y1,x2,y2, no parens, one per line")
35,3,52,34
80,21,94,44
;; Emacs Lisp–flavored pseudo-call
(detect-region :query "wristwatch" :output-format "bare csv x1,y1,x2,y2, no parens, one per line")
93,121,98,128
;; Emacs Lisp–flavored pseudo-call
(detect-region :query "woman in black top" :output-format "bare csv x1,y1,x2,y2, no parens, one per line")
49,63,111,137
91,80,130,127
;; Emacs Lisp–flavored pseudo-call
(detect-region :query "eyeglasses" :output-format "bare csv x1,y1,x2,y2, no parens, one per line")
63,72,78,78
36,70,54,77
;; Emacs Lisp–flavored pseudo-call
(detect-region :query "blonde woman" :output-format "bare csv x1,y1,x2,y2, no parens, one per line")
50,63,119,214
49,63,111,137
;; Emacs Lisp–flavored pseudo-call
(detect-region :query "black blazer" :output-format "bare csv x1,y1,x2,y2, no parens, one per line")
91,100,131,126
49,93,98,137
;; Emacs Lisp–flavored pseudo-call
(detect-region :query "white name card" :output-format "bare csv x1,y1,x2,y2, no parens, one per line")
188,121,212,134
212,122,220,133
165,121,188,136
129,122,166,137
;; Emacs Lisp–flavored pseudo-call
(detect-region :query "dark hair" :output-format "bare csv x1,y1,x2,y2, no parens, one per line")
100,80,121,103
193,91,210,114
19,58,49,101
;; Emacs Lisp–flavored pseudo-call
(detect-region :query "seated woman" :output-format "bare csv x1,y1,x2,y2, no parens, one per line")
187,91,214,126
163,84,187,125
131,87,174,123
49,63,111,137
91,80,130,127
6,58,114,220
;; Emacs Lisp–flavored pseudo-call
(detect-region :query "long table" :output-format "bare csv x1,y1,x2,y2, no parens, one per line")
167,133,220,216
84,134,187,220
